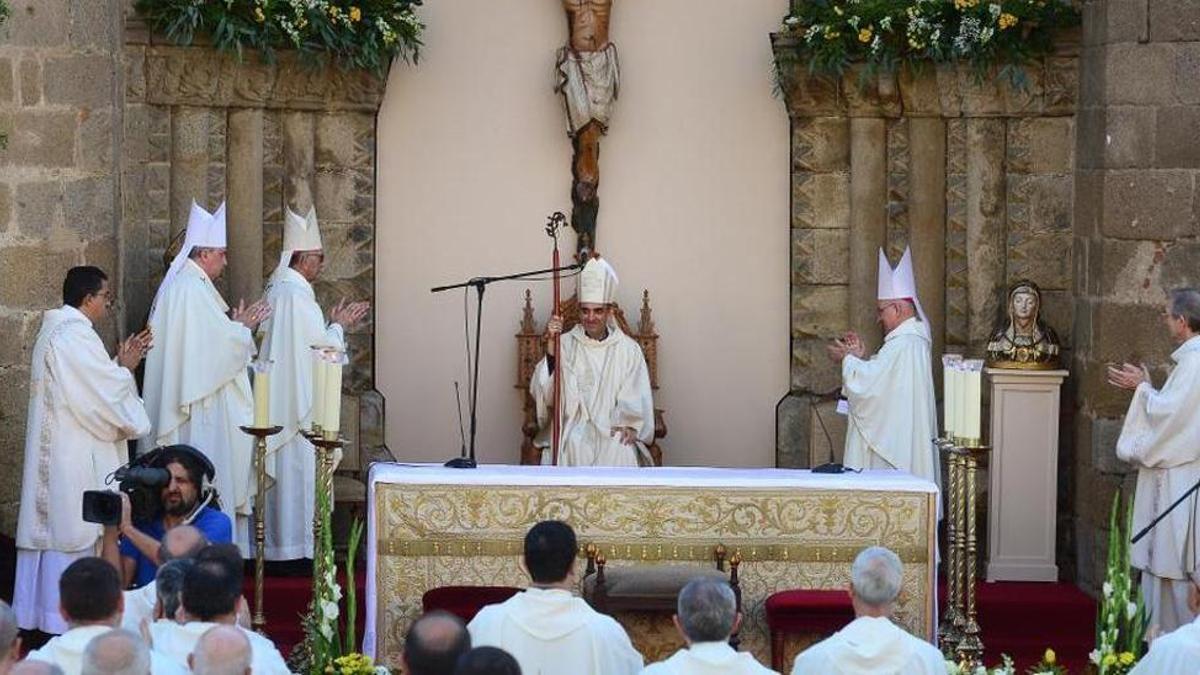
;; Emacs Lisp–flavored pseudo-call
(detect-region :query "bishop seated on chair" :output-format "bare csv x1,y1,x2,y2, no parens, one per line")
522,256,662,467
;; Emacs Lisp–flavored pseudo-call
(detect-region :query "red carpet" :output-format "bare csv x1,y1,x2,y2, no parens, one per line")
251,569,367,657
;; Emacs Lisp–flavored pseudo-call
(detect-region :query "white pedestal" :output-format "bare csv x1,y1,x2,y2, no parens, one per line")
985,368,1068,582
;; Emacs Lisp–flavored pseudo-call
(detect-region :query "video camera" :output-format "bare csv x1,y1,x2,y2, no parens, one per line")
82,444,216,526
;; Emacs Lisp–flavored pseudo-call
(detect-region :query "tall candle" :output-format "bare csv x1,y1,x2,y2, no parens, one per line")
942,355,962,437
963,361,983,441
324,360,343,439
311,349,328,430
252,362,270,428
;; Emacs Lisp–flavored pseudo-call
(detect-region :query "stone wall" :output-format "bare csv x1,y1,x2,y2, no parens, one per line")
0,0,125,534
1071,0,1200,594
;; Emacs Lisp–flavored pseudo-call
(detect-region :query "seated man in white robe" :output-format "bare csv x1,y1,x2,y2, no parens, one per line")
25,558,183,675
827,248,939,488
1130,577,1200,674
531,257,655,466
468,520,643,675
1109,287,1200,635
119,525,206,633
14,266,151,635
791,547,944,675
188,624,253,675
80,629,150,675
149,545,288,675
641,577,776,675
402,611,472,675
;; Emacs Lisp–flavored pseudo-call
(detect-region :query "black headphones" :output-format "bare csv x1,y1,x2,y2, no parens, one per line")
138,444,217,485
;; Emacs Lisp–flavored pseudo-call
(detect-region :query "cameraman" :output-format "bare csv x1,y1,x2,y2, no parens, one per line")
101,445,233,589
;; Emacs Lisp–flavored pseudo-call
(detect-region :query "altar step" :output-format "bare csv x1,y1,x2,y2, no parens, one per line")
252,563,367,658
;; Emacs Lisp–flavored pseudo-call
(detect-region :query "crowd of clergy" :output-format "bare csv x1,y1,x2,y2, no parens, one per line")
5,182,1200,672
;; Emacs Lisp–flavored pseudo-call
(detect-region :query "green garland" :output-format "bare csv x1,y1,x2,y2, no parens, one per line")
777,0,1080,86
134,0,423,76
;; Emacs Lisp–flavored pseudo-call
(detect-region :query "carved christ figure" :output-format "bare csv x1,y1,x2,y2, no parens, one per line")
555,0,617,253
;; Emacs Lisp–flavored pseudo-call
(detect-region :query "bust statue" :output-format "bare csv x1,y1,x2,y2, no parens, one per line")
986,280,1061,369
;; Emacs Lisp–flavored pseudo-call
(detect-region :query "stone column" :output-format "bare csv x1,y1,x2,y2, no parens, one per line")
849,118,887,352
226,108,265,305
908,117,947,366
282,112,315,210
170,106,212,236
965,118,1007,349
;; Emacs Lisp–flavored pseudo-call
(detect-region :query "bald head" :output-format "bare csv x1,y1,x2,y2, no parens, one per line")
159,525,208,562
189,625,251,675
403,611,471,675
11,662,65,675
81,629,150,675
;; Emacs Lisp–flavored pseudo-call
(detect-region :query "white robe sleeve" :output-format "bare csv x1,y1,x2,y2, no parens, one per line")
610,345,655,443
1117,362,1200,469
49,326,150,443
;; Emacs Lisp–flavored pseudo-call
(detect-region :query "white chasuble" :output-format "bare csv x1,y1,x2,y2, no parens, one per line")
1116,335,1200,633
530,324,654,467
258,266,344,560
790,616,946,675
468,588,643,675
841,317,940,488
141,259,257,553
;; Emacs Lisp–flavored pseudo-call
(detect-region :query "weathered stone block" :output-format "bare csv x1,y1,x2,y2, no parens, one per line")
1040,289,1074,344
1008,117,1074,174
1100,170,1196,240
898,66,940,117
3,0,69,47
1075,359,1140,419
791,285,849,339
791,172,849,229
78,109,113,172
68,0,117,48
1073,170,1103,237
1104,43,1177,106
65,177,116,239
0,58,13,104
0,183,11,232
1043,57,1079,115
1093,239,1169,305
1091,302,1174,364
1007,231,1072,290
1008,174,1073,234
4,111,77,168
1175,44,1200,106
0,312,35,366
0,245,80,308
1161,241,1200,290
1100,0,1149,45
1101,106,1156,169
791,228,849,285
792,117,848,172
775,391,810,469
1087,416,1131,475
790,337,841,393
19,59,41,107
15,180,64,237
1156,106,1200,168
1149,0,1200,42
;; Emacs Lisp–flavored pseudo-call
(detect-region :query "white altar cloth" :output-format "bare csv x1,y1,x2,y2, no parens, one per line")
363,463,939,662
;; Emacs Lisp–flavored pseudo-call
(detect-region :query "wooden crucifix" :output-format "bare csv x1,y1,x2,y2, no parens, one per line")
554,0,617,254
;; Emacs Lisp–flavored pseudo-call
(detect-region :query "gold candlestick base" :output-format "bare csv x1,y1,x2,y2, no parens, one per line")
940,438,991,670
309,435,344,582
239,425,283,635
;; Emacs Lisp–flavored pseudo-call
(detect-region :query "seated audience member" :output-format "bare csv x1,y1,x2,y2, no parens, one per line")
149,544,288,675
119,525,206,632
79,629,149,675
454,646,522,675
468,520,643,675
791,547,944,675
1,601,20,675
1129,577,1200,674
642,577,775,674
403,611,472,675
102,445,232,589
188,624,252,675
24,558,183,675
10,662,64,675
149,559,192,626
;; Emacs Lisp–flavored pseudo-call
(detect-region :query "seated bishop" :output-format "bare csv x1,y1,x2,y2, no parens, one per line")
530,256,655,467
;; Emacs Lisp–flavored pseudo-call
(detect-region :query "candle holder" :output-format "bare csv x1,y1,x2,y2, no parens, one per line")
940,437,991,670
239,424,283,634
310,435,343,582
935,437,963,654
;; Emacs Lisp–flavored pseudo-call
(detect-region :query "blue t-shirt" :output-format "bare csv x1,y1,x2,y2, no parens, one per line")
118,506,233,588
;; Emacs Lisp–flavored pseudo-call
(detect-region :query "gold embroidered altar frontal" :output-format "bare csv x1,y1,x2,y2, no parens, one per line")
366,466,937,668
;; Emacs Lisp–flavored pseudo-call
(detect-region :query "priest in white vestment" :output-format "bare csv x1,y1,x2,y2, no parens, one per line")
1130,578,1200,674
1109,287,1200,635
530,256,655,467
641,577,776,675
791,547,945,675
14,266,152,634
469,520,643,675
828,248,939,488
140,201,272,554
258,206,368,560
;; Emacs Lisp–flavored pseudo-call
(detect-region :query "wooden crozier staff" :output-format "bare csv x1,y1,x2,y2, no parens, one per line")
545,213,567,465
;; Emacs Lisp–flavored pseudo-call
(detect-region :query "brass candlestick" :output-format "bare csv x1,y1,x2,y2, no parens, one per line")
239,425,283,634
936,437,963,654
310,434,343,582
955,441,990,668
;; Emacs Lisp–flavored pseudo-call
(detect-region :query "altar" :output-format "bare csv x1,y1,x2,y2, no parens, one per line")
363,464,938,668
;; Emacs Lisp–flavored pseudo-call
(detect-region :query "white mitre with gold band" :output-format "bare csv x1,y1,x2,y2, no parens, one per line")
150,200,227,318
578,256,619,305
272,206,323,281
877,246,928,327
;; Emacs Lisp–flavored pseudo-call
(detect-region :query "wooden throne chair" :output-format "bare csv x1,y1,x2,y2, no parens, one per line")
515,289,668,465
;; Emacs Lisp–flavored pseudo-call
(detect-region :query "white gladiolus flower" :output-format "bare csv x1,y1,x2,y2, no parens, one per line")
1103,581,1113,598
1089,649,1101,665
1127,601,1138,618
322,599,340,619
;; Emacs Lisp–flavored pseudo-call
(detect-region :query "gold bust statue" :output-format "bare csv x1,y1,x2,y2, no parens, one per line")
986,280,1061,369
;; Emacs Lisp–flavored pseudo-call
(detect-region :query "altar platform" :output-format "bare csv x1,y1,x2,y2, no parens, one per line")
362,463,938,669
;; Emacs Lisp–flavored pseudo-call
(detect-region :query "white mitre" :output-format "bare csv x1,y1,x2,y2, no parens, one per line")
877,246,928,325
271,206,323,281
579,256,618,305
150,200,227,318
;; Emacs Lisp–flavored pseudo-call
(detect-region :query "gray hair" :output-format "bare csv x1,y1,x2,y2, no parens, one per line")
190,625,252,675
1168,288,1200,333
676,577,737,643
156,558,194,621
850,546,903,607
0,600,18,663
81,629,150,675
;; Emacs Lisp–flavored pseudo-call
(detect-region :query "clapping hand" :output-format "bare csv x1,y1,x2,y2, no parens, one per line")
232,298,272,329
827,331,866,364
1107,362,1150,390
329,298,371,331
117,328,153,370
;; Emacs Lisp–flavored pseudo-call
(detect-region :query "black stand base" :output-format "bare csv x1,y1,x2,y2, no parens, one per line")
443,456,477,469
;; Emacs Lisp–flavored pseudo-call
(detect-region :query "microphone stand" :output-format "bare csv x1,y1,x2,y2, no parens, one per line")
1131,475,1200,544
432,260,582,468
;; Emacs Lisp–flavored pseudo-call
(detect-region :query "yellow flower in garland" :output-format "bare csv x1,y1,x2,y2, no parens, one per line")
349,6,362,23
1043,648,1056,665
1118,651,1135,666
998,13,1018,30
253,7,265,23
1102,653,1118,667
954,0,980,9
858,27,873,43
328,6,341,20
824,27,841,40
